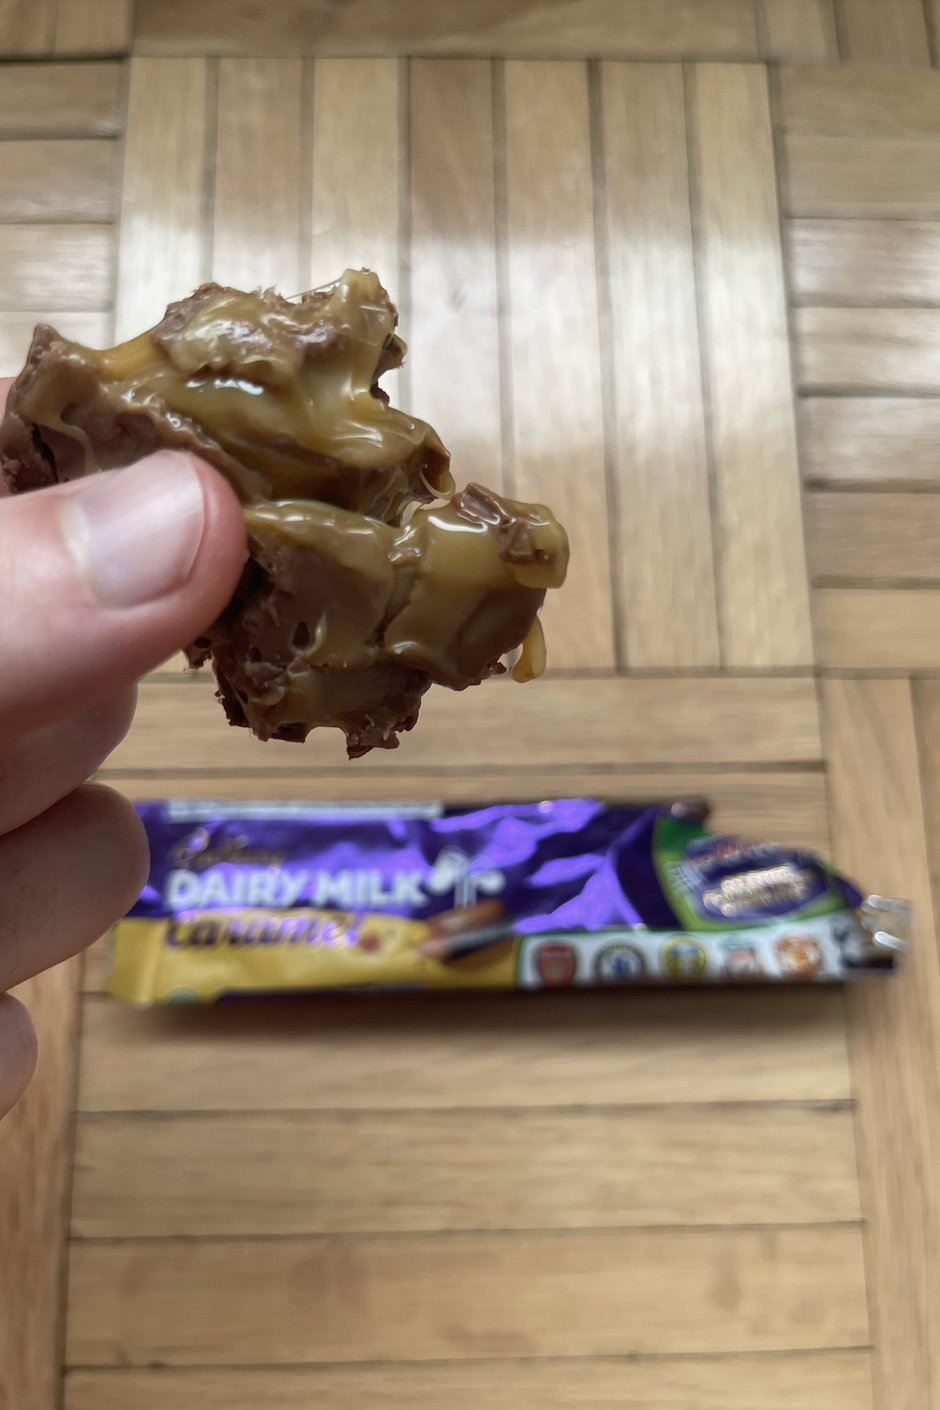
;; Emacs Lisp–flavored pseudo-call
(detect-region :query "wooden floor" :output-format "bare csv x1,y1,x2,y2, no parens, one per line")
4,3,940,1409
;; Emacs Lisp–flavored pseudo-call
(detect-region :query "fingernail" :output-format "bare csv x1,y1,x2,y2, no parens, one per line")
60,452,206,608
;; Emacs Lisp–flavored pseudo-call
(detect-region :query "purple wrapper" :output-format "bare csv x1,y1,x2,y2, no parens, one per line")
130,798,677,933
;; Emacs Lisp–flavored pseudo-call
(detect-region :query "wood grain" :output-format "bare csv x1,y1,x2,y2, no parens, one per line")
409,59,502,490
98,769,831,850
785,135,940,218
66,1225,867,1366
808,491,940,581
601,62,719,667
779,66,940,137
0,62,124,136
817,588,940,667
0,311,111,376
836,0,931,64
789,219,940,307
115,58,208,340
800,397,940,487
134,0,760,59
0,0,55,55
109,676,823,771
77,986,851,1111
691,63,812,668
212,57,303,293
0,140,117,222
825,678,940,1409
796,308,940,391
503,60,614,668
308,59,400,296
72,1105,860,1238
0,226,112,310
54,0,133,54
63,1354,875,1410
757,0,838,60
0,959,81,1410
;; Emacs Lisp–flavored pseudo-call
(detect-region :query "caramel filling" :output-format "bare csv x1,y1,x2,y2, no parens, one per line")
1,268,569,755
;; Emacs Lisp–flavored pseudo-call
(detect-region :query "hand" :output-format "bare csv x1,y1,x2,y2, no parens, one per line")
0,378,247,1117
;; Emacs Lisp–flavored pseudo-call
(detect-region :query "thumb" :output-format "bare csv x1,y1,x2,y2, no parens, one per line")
0,451,247,739
0,993,37,1122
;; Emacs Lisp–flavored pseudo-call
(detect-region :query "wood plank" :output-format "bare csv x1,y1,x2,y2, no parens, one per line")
0,226,112,311
98,769,832,850
0,140,117,222
409,59,502,491
115,58,208,342
816,588,940,667
800,397,940,487
72,1105,860,1238
66,1225,867,1366
134,0,760,59
55,0,133,54
108,676,823,771
691,63,812,668
601,62,720,668
63,1354,876,1410
789,219,940,307
757,0,838,60
212,58,303,293
797,307,940,391
307,58,404,406
837,0,930,64
308,58,400,295
785,134,940,218
825,678,940,1409
0,959,81,1410
807,490,940,582
779,66,940,137
0,62,124,136
503,60,614,669
77,987,852,1112
0,311,111,376
0,0,55,55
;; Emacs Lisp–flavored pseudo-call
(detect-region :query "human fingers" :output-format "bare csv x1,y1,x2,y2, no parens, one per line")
0,784,148,992
0,685,137,837
0,993,37,1121
0,451,246,740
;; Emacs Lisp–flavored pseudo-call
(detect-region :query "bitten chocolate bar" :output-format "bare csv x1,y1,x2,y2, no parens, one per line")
0,271,568,756
103,797,908,1004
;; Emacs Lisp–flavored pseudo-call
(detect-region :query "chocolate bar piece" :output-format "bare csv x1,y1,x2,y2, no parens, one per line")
417,899,514,961
0,270,568,756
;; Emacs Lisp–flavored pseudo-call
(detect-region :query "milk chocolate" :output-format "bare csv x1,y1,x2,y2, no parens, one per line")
0,270,568,755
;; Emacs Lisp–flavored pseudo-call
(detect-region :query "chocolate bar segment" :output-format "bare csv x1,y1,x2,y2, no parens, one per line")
0,269,568,755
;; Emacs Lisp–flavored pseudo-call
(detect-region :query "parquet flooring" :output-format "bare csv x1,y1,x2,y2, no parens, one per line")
3,6,940,1409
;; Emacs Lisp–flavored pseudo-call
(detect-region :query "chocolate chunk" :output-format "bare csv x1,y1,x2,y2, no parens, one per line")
0,269,568,756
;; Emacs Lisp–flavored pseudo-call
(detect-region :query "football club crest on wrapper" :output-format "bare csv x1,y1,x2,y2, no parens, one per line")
593,941,646,984
775,934,823,980
721,941,763,980
661,936,708,980
534,941,578,987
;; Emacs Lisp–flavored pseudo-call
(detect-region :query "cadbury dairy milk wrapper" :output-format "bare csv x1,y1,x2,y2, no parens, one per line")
105,797,909,1004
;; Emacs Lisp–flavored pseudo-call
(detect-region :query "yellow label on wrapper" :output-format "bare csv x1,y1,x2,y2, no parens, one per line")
106,906,519,1004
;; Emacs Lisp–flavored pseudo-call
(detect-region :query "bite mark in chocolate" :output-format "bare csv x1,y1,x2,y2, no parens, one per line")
0,269,568,756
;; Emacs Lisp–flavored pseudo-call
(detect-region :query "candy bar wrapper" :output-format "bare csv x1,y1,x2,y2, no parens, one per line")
105,798,909,1004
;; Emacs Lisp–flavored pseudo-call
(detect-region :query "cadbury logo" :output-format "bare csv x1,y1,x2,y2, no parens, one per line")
163,850,507,913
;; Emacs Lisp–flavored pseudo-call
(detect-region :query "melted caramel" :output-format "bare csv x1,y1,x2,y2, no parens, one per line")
0,269,569,755
97,273,452,495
